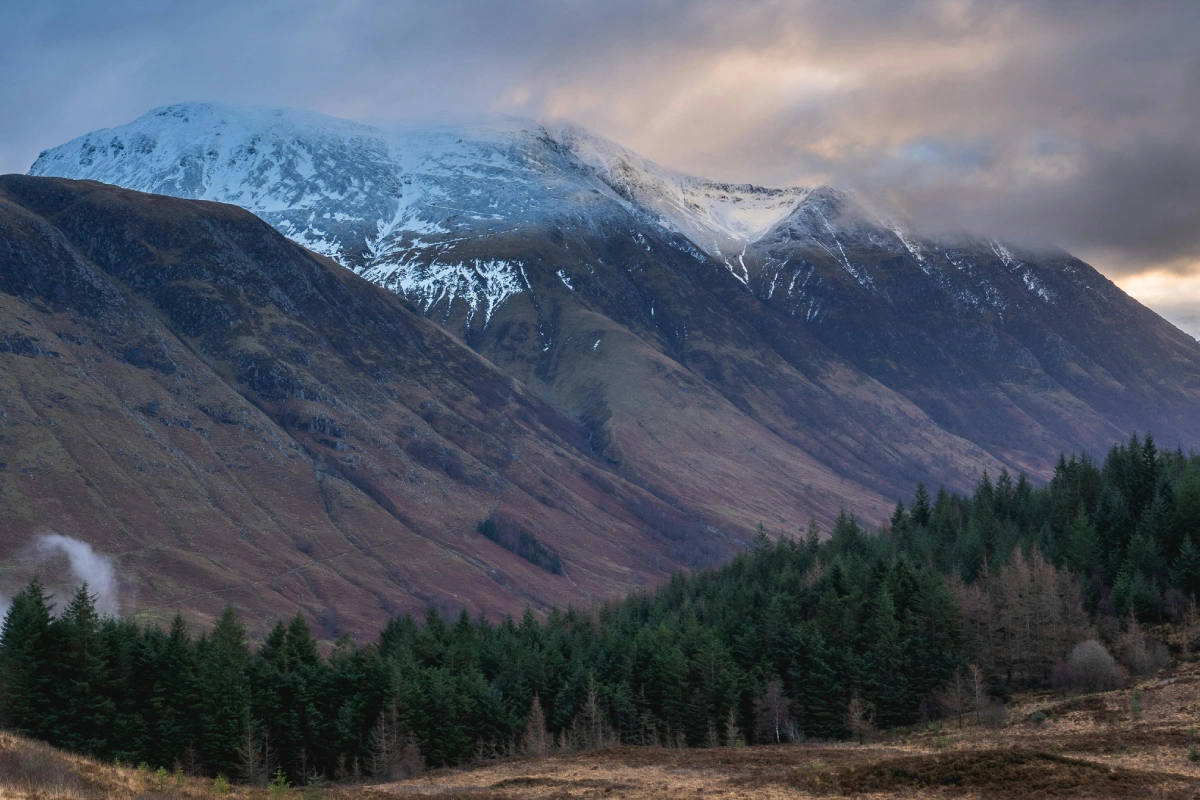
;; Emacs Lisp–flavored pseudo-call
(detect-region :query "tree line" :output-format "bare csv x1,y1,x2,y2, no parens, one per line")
0,433,1194,785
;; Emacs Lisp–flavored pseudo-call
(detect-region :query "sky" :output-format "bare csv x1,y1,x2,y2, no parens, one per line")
2,0,1198,336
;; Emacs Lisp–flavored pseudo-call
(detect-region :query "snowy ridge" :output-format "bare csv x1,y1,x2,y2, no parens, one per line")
31,103,400,265
31,103,818,319
551,124,811,257
32,102,1055,327
31,105,573,320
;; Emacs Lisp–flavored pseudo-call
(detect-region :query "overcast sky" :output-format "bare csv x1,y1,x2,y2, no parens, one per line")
3,0,1198,335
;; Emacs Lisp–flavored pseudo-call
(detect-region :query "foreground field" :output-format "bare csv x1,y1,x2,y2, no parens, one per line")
383,670,1200,799
5,668,1200,799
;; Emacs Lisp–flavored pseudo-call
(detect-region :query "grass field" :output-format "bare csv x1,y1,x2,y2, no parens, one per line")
5,663,1200,798
381,663,1200,799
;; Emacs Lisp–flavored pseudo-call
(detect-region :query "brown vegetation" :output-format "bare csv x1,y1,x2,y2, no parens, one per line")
373,656,1200,799
0,731,401,799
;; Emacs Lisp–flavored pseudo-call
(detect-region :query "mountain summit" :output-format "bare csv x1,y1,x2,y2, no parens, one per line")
25,103,1200,582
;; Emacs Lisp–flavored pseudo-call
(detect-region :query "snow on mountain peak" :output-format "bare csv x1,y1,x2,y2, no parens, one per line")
30,102,813,316
548,123,810,256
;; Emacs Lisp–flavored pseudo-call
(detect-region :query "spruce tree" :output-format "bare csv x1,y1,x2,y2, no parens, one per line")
199,606,252,778
53,584,116,756
911,483,932,528
1172,536,1200,601
0,579,55,738
1067,505,1100,578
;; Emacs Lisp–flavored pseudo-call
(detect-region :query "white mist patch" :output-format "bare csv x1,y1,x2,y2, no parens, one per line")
34,533,120,616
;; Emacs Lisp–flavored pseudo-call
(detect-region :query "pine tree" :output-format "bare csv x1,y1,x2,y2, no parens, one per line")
286,613,319,669
1067,505,1100,578
53,583,115,756
0,579,55,738
911,483,932,528
199,606,252,778
1172,536,1200,600
803,517,821,552
752,523,770,552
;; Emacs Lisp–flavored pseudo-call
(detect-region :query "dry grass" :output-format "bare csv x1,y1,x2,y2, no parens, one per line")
0,732,396,800
379,662,1200,799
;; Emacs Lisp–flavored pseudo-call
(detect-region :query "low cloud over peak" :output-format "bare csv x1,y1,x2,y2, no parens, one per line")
4,1,1198,332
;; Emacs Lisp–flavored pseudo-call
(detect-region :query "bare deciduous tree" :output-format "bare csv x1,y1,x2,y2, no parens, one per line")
237,719,263,786
723,707,743,747
521,694,553,757
952,547,1089,688
845,693,875,744
969,664,986,724
1183,598,1198,660
563,674,619,751
950,669,968,728
368,702,401,780
754,680,793,744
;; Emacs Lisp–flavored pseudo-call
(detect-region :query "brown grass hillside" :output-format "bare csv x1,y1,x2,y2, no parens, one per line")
0,732,399,800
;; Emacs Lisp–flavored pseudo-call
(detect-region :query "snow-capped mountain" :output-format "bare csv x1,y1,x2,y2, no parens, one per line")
30,103,818,321
29,102,1200,515
548,123,811,258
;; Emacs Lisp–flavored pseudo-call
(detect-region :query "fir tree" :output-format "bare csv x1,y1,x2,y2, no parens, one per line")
1172,536,1200,601
0,578,55,738
911,483,932,528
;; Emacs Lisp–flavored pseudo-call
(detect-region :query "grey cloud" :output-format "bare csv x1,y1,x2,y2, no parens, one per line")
3,0,1199,279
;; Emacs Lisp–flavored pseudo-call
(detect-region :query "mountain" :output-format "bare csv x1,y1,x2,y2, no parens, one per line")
0,174,755,634
21,104,1200,622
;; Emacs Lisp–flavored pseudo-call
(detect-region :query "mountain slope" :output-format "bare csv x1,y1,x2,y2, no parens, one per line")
27,102,1200,547
741,188,1200,468
0,175,763,634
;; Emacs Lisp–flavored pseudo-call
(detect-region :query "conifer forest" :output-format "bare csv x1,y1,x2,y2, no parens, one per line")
2,434,1198,784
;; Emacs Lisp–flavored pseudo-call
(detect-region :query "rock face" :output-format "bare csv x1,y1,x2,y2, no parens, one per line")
18,104,1200,630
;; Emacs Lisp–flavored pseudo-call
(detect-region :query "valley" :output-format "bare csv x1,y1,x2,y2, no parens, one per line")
11,105,1200,631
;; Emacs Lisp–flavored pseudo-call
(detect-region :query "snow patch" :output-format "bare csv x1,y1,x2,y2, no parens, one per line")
360,257,524,326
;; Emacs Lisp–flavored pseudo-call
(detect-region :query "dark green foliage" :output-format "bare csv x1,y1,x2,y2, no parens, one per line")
0,520,963,776
0,579,55,739
890,435,1200,621
2,433,1195,778
477,518,563,574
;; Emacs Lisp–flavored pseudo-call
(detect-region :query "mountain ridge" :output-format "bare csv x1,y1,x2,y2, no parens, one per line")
17,103,1200,625
0,174,757,633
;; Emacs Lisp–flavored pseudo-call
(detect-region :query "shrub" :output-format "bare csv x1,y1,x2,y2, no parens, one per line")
979,700,1007,729
211,774,231,796
1030,711,1047,727
1189,745,1200,763
1054,640,1117,693
269,766,291,797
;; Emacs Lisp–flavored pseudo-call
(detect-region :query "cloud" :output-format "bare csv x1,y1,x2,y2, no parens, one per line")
3,0,1199,290
31,533,121,617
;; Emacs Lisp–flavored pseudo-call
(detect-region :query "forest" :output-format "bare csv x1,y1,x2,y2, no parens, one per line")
0,433,1196,786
